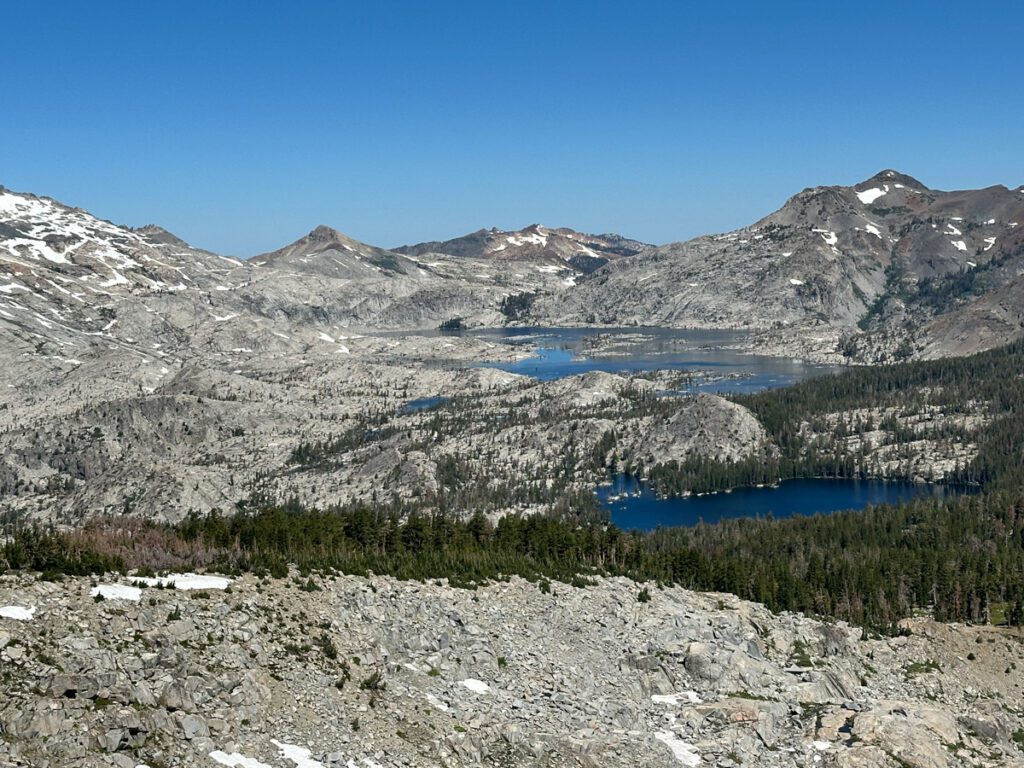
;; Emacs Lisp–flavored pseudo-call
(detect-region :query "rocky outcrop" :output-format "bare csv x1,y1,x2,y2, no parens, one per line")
2,572,1023,767
624,393,771,465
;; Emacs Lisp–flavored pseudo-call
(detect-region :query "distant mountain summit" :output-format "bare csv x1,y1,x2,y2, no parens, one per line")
251,225,422,278
4,171,1024,365
533,170,1024,360
394,224,649,274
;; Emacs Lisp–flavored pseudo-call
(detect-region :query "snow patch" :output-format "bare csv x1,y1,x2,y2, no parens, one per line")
856,186,888,205
789,278,805,286
271,740,324,768
135,573,232,590
506,232,548,248
984,237,996,251
811,228,838,246
0,605,36,621
426,693,450,712
652,691,702,706
459,678,491,694
91,584,142,601
951,240,967,252
209,750,271,768
100,270,130,288
654,731,701,766
863,224,882,238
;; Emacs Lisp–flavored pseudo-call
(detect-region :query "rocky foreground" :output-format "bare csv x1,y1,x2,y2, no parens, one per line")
2,572,1023,767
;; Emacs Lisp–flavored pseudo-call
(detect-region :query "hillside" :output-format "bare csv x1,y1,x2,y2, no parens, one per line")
531,170,1024,361
3,571,1023,768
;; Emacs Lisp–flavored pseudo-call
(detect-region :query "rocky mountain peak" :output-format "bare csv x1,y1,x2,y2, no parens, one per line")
133,224,192,248
859,169,928,190
306,224,346,243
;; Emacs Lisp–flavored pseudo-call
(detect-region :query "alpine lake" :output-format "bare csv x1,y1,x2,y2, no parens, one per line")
416,327,961,528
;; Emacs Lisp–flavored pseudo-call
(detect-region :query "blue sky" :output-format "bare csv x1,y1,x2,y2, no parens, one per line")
3,1,1022,256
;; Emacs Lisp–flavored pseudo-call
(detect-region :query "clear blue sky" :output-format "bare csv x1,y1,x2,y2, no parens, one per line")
3,1,1022,256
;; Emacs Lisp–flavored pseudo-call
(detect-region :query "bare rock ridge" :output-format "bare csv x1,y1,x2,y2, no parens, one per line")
394,224,650,274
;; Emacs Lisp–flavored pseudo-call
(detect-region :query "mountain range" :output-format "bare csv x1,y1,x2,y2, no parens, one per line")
6,169,1022,370
2,171,1024,521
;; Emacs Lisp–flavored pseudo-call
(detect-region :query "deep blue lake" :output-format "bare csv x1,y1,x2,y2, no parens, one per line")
469,327,837,393
600,475,959,531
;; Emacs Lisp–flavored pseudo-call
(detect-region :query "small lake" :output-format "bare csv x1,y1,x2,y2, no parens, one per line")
600,475,959,531
401,396,450,414
468,327,837,394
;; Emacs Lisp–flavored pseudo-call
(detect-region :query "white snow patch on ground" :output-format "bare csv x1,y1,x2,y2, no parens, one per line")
652,691,702,705
811,229,838,246
271,740,324,768
535,265,562,273
986,218,996,224
135,573,232,590
951,240,967,252
782,251,793,257
100,270,130,288
856,186,887,204
811,740,832,751
654,731,701,766
506,232,548,247
209,750,271,768
212,313,238,322
946,223,962,236
864,224,882,238
426,693,450,712
318,332,335,343
789,278,805,286
984,237,997,251
460,678,491,694
91,584,142,601
966,261,977,268
0,605,36,621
